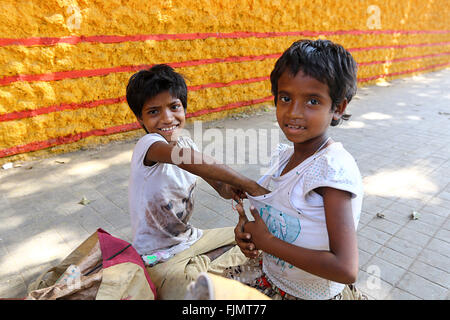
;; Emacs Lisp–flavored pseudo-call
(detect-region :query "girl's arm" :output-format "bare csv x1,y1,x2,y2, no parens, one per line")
145,141,269,197
243,187,359,284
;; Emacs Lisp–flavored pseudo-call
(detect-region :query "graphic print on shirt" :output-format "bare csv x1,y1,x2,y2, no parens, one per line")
145,183,196,237
259,204,301,271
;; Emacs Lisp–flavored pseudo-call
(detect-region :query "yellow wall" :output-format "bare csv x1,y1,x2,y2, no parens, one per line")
0,0,449,163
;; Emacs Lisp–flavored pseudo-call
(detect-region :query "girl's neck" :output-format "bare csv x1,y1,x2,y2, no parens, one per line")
294,134,331,154
281,136,332,176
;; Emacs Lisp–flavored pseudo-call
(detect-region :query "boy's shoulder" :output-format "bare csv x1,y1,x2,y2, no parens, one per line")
133,133,167,156
177,135,198,151
134,133,197,152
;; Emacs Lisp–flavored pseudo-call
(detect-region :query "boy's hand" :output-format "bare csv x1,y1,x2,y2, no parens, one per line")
243,206,272,250
245,181,270,197
222,184,247,202
234,203,259,258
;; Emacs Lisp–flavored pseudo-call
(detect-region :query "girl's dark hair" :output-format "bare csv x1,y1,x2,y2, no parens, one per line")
126,64,187,118
270,39,358,126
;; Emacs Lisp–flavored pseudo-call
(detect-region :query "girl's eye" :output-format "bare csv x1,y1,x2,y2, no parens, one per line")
148,109,158,115
171,104,182,110
279,96,291,103
308,99,320,105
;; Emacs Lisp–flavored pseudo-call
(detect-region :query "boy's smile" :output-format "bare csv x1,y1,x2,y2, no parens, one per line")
138,90,186,142
276,70,345,149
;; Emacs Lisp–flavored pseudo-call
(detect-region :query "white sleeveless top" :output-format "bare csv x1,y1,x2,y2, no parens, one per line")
247,142,363,299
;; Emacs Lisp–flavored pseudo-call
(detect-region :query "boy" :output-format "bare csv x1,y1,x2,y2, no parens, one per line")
125,64,267,299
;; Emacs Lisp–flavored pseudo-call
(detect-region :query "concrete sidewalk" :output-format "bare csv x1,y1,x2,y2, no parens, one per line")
1,69,449,300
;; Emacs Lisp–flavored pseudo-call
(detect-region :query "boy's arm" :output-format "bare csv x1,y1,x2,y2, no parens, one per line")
145,141,269,196
242,187,359,284
202,178,237,200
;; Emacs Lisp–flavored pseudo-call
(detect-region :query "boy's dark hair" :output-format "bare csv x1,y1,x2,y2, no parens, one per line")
126,64,187,118
270,39,358,126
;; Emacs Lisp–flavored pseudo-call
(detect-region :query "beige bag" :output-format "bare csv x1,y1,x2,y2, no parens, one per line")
26,228,156,300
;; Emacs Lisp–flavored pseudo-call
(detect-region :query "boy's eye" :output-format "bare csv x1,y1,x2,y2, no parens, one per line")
171,104,182,110
148,109,158,115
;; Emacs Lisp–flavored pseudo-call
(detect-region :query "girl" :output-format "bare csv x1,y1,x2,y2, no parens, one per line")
226,39,366,300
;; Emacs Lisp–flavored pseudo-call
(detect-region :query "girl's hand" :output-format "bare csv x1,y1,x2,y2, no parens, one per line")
243,206,272,250
234,203,259,258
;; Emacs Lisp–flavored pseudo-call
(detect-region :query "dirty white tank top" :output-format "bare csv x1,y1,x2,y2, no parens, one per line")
247,142,363,299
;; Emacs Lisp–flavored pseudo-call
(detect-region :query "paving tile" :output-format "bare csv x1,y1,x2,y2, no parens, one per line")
362,255,407,286
195,190,233,217
403,219,441,237
355,269,393,300
358,211,374,226
386,288,421,300
416,249,450,273
192,202,222,225
434,228,450,243
367,217,402,235
413,210,446,227
358,249,372,267
358,225,392,245
443,219,450,231
396,272,447,300
380,202,416,225
110,224,134,244
384,236,423,259
0,274,27,299
409,260,450,289
202,215,236,229
375,247,414,270
419,203,449,219
426,238,450,258
436,191,450,202
357,234,382,255
395,226,431,247
361,195,396,215
69,205,116,235
421,200,450,218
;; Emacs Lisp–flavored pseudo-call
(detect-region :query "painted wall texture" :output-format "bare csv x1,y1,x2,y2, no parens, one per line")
0,0,449,163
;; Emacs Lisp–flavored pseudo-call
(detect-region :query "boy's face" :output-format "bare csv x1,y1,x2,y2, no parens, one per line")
138,90,186,142
275,70,344,145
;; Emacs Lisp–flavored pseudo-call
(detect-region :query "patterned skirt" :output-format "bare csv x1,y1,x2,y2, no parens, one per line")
222,255,367,300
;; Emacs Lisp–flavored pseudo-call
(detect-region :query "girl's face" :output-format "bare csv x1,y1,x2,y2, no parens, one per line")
276,70,345,147
138,90,186,142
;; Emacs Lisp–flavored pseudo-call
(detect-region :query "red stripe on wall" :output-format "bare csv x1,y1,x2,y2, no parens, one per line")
348,41,450,52
0,76,271,122
357,51,450,66
358,61,450,82
0,122,141,158
1,29,449,47
0,96,273,157
1,41,449,87
0,97,126,122
0,54,279,86
186,95,273,118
